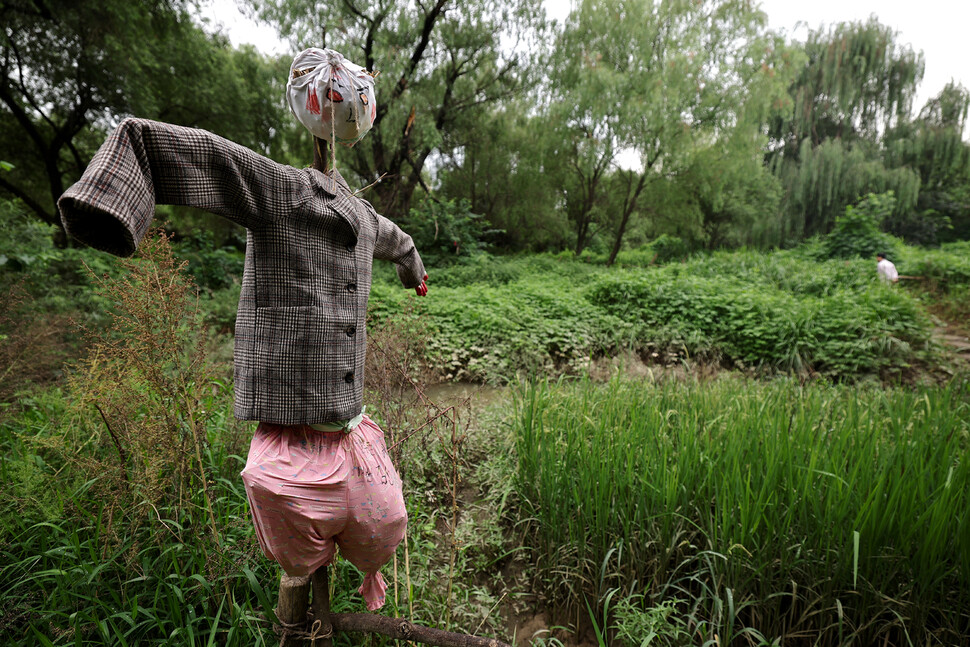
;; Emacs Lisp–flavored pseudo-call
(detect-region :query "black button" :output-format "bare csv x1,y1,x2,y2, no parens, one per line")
346,243,355,252
345,326,356,337
346,283,357,292
344,372,355,384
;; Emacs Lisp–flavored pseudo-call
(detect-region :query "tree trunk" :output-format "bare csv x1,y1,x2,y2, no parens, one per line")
606,172,649,266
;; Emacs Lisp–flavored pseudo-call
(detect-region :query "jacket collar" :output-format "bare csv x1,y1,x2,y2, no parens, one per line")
309,166,360,243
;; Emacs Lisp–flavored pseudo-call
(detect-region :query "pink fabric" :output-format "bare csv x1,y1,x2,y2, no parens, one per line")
240,416,407,611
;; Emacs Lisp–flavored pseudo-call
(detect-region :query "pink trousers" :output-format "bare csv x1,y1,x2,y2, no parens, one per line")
240,416,407,610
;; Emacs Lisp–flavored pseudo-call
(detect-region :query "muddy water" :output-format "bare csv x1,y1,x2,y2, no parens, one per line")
422,381,509,409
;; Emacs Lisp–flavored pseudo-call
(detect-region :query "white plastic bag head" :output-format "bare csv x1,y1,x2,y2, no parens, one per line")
286,48,377,147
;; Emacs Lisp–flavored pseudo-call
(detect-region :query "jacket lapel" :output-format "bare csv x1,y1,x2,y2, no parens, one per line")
309,167,361,243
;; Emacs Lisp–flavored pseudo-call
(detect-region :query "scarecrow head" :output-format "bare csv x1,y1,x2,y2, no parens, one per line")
286,48,377,147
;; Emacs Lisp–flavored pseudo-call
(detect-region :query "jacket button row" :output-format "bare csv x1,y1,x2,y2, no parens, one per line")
344,372,355,384
345,326,356,337
346,283,357,292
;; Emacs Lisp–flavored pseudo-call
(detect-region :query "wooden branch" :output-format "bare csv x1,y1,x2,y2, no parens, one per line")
329,613,511,647
0,174,55,224
385,0,448,111
312,137,330,173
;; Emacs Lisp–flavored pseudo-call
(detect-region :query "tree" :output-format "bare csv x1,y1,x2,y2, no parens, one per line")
883,82,970,243
548,0,795,263
0,0,288,241
435,104,571,252
245,0,547,218
767,18,924,240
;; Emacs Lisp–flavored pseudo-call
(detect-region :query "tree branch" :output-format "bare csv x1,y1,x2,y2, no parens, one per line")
377,0,448,125
0,174,55,224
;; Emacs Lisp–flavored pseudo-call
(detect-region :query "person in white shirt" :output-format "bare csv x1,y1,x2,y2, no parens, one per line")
876,252,899,283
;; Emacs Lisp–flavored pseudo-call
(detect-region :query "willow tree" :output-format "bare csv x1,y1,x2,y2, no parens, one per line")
768,18,925,241
245,0,546,218
883,82,970,242
547,0,795,261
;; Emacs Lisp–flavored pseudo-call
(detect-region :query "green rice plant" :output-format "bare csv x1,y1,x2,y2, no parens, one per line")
512,375,970,644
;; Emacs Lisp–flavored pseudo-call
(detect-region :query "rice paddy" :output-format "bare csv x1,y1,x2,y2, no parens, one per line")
513,376,970,645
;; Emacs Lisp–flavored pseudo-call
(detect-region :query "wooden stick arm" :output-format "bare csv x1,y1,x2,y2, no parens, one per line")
330,613,511,647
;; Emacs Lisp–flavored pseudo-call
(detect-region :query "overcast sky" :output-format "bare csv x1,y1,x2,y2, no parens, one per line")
752,0,970,112
201,0,968,115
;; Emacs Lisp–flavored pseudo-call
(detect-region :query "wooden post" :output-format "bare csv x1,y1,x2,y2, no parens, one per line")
310,565,334,647
277,574,310,647
312,137,329,173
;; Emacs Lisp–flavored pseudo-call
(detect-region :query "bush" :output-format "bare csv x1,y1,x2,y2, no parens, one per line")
171,232,244,292
402,198,501,266
370,272,632,383
821,192,902,260
586,253,932,376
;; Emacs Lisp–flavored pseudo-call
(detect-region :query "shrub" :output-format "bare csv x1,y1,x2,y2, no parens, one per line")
821,192,902,260
586,254,931,376
60,231,225,554
402,198,501,266
171,232,244,291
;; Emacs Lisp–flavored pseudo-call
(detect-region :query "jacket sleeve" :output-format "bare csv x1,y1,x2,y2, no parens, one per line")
58,118,309,257
366,202,427,289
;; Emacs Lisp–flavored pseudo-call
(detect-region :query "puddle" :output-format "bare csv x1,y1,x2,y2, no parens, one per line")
422,381,509,409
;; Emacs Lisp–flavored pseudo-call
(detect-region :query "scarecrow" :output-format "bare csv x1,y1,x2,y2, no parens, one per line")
58,48,428,611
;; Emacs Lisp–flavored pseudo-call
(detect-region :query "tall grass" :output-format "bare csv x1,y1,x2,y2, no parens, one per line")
513,376,970,644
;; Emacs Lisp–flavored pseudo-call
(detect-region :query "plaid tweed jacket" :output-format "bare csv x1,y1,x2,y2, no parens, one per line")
58,118,426,425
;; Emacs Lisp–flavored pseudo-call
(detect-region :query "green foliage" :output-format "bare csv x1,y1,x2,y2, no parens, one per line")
373,246,938,382
610,235,691,267
373,270,632,382
901,241,970,287
436,104,573,253
781,19,923,145
883,83,970,245
898,241,970,323
768,18,928,242
403,199,499,266
820,192,902,260
0,0,289,229
611,595,687,646
513,376,970,644
171,233,245,292
586,249,929,377
546,0,796,257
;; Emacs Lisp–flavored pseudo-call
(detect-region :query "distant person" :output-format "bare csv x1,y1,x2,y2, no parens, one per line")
876,252,898,284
